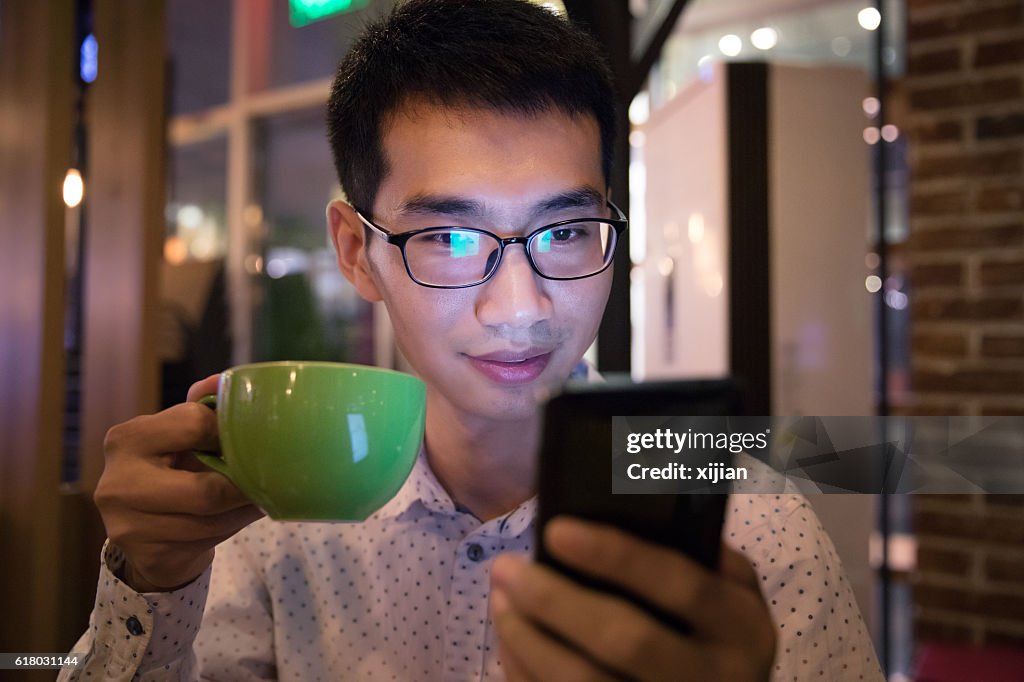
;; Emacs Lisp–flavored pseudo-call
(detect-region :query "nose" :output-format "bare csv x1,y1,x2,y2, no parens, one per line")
475,243,553,330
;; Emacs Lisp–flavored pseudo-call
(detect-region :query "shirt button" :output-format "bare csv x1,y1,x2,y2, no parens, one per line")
467,543,485,562
125,615,145,636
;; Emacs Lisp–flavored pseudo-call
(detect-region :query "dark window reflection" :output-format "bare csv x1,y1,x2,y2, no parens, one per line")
251,106,374,365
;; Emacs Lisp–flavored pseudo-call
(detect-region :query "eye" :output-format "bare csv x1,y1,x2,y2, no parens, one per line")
421,230,482,257
549,227,584,242
540,224,594,248
423,231,455,245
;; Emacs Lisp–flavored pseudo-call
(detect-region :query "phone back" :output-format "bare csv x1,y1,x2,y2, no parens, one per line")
535,379,745,623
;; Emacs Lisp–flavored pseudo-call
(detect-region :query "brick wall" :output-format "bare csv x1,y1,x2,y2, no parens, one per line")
904,0,1024,650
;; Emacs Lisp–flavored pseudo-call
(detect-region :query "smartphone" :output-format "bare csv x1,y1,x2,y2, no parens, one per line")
534,378,746,630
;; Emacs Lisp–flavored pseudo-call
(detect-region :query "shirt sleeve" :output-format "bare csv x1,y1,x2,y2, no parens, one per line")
725,494,884,682
58,541,209,682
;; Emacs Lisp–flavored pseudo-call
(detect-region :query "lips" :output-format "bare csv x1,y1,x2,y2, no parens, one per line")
466,348,554,385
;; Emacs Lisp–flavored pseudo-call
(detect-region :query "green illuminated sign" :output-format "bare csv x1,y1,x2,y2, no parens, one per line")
289,0,370,27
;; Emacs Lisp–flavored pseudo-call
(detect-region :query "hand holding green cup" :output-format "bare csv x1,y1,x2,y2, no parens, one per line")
195,362,426,521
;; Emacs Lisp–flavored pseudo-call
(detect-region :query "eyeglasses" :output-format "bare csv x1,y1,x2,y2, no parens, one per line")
352,200,627,289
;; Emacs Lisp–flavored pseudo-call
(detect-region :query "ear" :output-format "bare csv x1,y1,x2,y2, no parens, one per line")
327,199,383,302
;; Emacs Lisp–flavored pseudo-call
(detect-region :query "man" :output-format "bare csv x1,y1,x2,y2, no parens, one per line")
65,1,881,680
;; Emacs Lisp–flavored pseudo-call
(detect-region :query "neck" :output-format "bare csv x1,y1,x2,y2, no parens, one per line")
422,390,540,521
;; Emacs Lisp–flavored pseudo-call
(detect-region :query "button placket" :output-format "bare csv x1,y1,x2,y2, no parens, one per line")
467,543,485,562
443,535,493,680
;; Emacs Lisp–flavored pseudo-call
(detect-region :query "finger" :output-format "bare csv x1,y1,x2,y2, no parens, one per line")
172,450,221,472
187,373,222,403
492,554,696,679
112,504,265,545
720,544,760,591
542,517,758,641
104,402,220,457
495,635,533,682
492,591,538,682
97,462,254,516
107,506,265,591
124,515,261,592
131,469,253,515
490,586,620,682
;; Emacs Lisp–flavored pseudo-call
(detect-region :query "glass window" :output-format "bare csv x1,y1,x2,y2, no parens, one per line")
161,135,230,407
251,0,399,92
632,1,911,678
250,106,374,364
165,136,229,263
647,0,904,109
167,0,231,115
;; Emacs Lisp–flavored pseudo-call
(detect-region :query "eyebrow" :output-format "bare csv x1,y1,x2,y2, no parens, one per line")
398,195,483,218
533,187,606,216
394,186,606,222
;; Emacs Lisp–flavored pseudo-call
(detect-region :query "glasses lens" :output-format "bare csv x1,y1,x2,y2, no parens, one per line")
404,229,501,286
530,221,616,279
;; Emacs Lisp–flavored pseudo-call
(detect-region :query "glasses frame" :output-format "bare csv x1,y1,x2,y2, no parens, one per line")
352,199,628,289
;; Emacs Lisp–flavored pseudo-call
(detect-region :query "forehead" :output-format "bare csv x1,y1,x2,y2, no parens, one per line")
374,102,604,217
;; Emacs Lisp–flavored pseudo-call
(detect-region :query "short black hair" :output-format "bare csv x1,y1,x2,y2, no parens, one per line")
326,0,618,212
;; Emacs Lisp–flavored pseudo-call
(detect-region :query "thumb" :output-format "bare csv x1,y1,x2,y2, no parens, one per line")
187,373,222,403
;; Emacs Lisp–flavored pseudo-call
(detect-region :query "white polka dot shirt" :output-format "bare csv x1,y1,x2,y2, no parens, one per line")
63,450,882,681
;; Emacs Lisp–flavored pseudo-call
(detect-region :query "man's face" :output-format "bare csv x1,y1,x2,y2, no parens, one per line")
349,103,613,425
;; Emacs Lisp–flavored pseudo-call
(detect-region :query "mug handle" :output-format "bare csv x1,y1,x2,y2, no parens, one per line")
193,394,232,478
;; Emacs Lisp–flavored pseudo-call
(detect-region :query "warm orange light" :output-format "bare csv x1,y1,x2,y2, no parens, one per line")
164,235,188,265
63,168,84,207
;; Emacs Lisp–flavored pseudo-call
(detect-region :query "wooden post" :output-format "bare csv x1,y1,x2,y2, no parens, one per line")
77,0,167,615
0,0,74,666
80,0,167,486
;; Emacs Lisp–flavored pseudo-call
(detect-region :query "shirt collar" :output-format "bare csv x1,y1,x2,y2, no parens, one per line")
373,446,537,539
374,446,453,522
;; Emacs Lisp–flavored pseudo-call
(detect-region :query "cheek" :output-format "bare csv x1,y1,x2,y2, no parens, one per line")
369,251,449,324
558,274,613,327
381,284,472,353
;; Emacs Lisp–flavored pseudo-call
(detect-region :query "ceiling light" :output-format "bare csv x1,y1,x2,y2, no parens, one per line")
718,34,743,57
751,27,778,51
858,7,881,31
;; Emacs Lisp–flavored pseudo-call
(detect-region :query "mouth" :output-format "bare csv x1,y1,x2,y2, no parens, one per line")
465,348,554,385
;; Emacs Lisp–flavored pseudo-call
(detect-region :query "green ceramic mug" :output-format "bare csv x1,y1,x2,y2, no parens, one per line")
195,361,426,521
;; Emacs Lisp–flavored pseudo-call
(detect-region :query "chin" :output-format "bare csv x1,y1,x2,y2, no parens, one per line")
482,377,569,422
476,402,543,424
